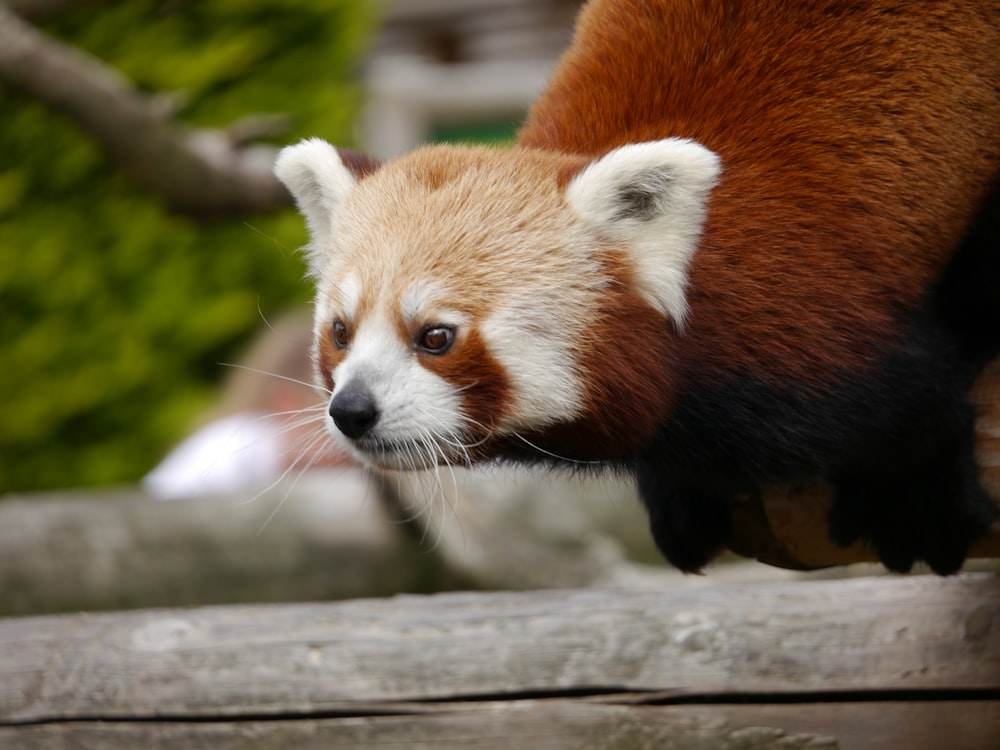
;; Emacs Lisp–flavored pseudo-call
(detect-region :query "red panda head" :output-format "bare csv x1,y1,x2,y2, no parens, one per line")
274,138,719,470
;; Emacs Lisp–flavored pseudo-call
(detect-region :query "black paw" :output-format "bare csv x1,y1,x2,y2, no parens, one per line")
913,482,996,575
636,464,731,573
828,473,917,573
830,455,996,575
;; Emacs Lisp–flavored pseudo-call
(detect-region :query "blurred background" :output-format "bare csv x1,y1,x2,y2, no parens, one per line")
0,0,582,495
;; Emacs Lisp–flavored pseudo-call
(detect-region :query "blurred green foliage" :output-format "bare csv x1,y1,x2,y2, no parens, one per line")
0,0,374,493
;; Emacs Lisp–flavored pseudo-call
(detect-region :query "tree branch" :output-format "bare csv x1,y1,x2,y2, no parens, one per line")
3,0,102,22
0,4,292,219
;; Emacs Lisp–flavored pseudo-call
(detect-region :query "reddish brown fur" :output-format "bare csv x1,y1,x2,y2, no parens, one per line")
520,0,1000,393
419,328,514,442
337,149,382,179
531,254,679,459
314,329,339,394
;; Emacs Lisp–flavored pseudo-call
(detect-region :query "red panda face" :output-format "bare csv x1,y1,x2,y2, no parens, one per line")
313,283,501,470
275,139,719,469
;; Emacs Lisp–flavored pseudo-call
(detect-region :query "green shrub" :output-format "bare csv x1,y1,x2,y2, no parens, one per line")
0,0,375,492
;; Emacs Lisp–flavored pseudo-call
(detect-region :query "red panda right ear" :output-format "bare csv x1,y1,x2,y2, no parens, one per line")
274,138,381,276
565,138,720,327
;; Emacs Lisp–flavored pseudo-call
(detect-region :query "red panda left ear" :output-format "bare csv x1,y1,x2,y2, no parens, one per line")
274,138,382,277
566,138,720,326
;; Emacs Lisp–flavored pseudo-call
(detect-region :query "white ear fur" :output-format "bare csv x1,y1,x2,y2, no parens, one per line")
273,138,356,273
566,138,721,326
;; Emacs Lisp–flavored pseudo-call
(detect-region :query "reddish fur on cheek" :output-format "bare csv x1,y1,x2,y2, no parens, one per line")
314,334,342,393
575,308,676,457
525,263,676,462
418,328,511,441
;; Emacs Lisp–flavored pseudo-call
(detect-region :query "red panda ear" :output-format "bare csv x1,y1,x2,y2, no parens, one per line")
566,138,720,326
274,138,381,276
337,148,383,180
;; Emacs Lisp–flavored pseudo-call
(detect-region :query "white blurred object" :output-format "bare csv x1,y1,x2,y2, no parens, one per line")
143,311,350,500
143,413,283,500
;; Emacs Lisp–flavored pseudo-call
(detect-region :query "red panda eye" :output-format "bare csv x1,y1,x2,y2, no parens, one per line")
418,326,454,355
331,320,350,349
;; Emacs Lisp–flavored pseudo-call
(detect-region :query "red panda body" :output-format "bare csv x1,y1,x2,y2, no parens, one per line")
276,0,1000,574
513,0,1000,572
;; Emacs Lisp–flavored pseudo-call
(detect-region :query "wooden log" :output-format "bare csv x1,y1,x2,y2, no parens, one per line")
0,466,798,618
2,701,999,750
0,470,450,616
0,574,997,748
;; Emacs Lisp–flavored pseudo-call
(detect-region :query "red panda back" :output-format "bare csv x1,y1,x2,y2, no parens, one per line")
520,0,1000,383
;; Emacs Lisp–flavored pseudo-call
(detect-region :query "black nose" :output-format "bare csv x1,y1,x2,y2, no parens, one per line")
328,383,379,439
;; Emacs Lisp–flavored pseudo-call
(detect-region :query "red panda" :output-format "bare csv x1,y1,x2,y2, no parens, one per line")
275,0,1000,574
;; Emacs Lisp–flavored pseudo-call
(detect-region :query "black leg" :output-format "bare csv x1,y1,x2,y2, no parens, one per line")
830,402,996,575
904,427,995,575
829,469,917,573
635,459,731,573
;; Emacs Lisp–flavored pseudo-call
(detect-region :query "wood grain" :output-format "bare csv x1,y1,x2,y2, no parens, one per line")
1,575,996,723
1,574,997,748
2,701,998,750
0,471,448,616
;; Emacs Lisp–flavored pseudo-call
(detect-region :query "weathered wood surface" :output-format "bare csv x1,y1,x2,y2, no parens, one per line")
0,471,451,616
1,574,997,749
0,467,818,617
3,701,999,750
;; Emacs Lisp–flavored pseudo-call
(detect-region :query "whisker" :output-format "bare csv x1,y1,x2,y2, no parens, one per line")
243,221,294,258
431,433,465,554
272,403,328,416
218,362,330,396
256,298,272,328
511,432,602,466
397,467,435,532
267,410,328,440
233,415,329,509
416,432,446,551
254,429,331,536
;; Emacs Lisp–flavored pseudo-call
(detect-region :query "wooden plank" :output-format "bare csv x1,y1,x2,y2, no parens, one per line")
0,471,448,616
1,575,997,724
1,700,997,750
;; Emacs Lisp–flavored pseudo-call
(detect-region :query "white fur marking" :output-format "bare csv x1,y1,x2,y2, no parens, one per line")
273,138,355,275
400,279,470,330
338,274,361,322
400,279,443,325
566,138,721,326
330,312,465,469
481,304,584,431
